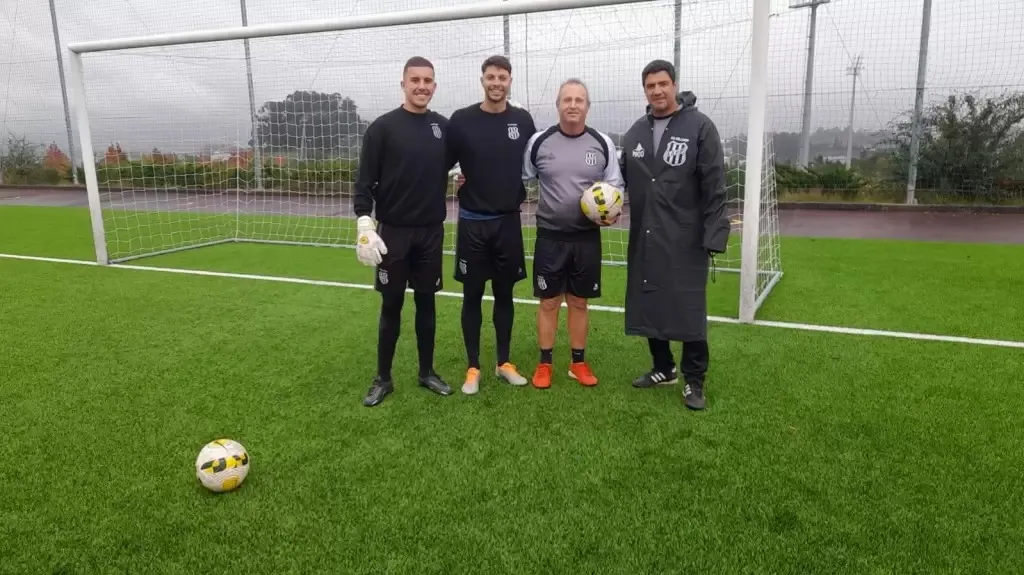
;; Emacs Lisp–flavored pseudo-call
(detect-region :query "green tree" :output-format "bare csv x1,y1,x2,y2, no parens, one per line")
887,91,1024,201
253,90,368,159
2,134,41,181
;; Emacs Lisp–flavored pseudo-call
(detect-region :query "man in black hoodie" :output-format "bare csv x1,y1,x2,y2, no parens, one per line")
618,59,731,410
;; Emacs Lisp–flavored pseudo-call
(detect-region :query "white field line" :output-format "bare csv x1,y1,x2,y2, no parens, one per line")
3,252,1024,350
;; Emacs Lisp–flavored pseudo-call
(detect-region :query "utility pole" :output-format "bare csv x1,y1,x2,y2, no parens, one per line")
674,0,682,79
503,0,511,99
49,0,79,184
240,0,262,190
906,0,932,205
790,0,829,168
845,55,863,168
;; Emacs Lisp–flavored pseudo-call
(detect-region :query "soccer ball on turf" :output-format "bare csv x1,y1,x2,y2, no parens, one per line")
195,438,250,493
580,181,624,226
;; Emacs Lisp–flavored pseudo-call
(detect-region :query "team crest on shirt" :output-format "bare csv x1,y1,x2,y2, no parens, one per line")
378,268,388,285
507,124,520,140
663,136,689,167
431,122,442,139
584,151,597,166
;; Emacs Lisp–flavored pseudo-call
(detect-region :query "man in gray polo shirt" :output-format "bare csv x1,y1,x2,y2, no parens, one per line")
522,78,624,389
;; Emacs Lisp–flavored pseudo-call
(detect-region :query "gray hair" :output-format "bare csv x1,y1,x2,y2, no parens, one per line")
556,78,591,105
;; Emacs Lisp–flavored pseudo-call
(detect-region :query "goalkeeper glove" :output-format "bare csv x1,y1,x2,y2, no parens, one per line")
356,216,388,266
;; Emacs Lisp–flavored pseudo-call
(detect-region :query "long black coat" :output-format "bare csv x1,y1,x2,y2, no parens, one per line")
620,92,731,342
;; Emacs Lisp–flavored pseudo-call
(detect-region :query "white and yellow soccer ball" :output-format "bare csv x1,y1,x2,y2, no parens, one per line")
195,439,250,493
580,181,624,226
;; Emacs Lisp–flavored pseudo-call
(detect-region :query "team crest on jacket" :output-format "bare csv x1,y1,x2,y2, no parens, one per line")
663,136,689,167
431,123,442,139
584,151,597,166
507,124,520,140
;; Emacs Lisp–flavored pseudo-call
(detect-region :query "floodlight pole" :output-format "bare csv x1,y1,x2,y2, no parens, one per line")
790,0,828,168
905,0,932,205
739,0,771,324
674,0,682,76
503,0,511,99
240,0,263,191
49,0,79,184
845,55,863,168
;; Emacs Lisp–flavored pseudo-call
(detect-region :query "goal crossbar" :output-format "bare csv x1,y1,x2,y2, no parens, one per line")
66,0,657,54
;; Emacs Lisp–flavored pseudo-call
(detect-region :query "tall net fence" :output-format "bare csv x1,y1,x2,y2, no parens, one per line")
3,0,1023,205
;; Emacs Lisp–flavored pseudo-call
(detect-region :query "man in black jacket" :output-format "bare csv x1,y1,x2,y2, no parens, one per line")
619,59,731,410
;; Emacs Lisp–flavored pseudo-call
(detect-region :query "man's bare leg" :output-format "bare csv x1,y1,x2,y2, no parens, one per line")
532,295,562,388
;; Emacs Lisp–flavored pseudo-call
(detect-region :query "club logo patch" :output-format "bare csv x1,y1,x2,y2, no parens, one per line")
663,137,689,167
431,123,442,139
632,142,645,159
584,151,597,166
378,268,388,285
508,124,520,140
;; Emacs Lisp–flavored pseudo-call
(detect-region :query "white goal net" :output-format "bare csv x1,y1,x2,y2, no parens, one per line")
69,0,782,318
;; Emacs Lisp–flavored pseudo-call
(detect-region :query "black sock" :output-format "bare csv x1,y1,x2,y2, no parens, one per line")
571,348,585,363
461,282,484,369
492,280,515,365
413,291,436,377
377,290,405,381
540,348,553,364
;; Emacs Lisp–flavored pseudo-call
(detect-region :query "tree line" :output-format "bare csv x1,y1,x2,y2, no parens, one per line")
3,89,1023,205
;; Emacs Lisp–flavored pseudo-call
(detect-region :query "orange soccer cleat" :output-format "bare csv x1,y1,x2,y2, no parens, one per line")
532,363,553,389
568,362,598,386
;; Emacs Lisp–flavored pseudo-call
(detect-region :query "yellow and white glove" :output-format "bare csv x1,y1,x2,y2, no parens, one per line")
356,216,388,267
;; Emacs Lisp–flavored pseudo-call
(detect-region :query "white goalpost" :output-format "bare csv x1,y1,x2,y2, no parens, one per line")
66,0,781,322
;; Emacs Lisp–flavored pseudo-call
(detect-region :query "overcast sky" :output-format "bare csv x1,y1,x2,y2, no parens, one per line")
2,0,1021,160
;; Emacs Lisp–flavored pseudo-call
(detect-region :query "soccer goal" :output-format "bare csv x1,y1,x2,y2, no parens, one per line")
66,0,781,322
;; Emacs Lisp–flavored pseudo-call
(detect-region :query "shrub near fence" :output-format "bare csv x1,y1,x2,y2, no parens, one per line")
6,155,1024,207
95,158,359,194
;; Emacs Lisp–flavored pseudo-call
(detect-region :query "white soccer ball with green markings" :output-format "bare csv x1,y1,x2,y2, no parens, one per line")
195,439,250,493
580,181,624,226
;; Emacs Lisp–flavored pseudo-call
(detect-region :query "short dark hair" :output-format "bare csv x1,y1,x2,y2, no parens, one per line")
642,59,676,85
404,56,434,73
481,54,512,75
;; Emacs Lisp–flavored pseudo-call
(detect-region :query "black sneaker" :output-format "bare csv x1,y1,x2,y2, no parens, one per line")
683,379,706,410
632,367,678,388
363,377,394,407
418,371,452,396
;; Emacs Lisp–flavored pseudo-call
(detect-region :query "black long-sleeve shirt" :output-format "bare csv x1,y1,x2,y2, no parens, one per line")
353,106,452,226
446,103,537,215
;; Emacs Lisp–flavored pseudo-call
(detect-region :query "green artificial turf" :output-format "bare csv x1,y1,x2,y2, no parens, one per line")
2,204,1023,340
1,204,1023,574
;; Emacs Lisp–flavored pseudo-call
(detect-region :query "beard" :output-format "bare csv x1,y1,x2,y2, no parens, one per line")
486,87,506,101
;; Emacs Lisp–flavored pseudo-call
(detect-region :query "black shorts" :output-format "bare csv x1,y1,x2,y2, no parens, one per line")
454,213,527,286
374,222,444,295
532,229,602,299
